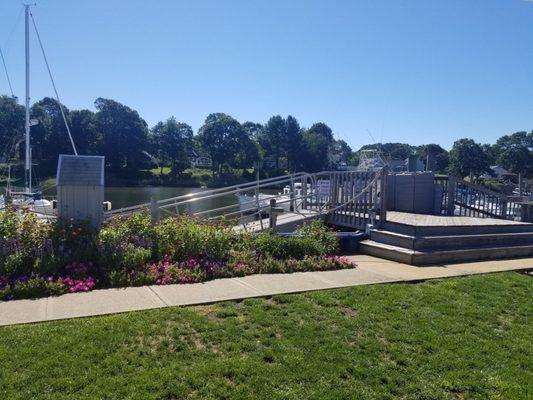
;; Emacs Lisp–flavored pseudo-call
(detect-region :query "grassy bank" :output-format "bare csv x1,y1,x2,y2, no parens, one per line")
1,272,531,399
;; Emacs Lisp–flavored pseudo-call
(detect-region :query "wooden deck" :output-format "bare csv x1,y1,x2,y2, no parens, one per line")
386,211,531,227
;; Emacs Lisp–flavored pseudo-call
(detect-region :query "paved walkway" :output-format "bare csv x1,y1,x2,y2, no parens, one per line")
1,255,532,327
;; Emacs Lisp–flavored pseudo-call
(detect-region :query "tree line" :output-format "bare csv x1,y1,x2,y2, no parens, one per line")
0,94,531,183
0,95,350,179
359,133,533,181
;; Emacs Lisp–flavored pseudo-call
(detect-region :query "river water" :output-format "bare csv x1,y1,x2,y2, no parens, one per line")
2,185,281,216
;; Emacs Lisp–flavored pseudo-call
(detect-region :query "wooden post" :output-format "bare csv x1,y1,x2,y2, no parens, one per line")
447,176,456,216
289,174,295,212
501,199,508,219
379,167,388,227
302,175,308,210
269,198,277,230
150,197,160,223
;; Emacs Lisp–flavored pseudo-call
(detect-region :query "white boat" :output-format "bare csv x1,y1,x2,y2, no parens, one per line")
236,193,272,214
357,149,387,171
237,182,317,214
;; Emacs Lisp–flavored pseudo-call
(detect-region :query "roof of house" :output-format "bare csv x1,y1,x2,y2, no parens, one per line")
56,155,105,186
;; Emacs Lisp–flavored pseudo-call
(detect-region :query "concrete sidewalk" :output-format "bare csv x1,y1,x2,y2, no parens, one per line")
1,255,532,327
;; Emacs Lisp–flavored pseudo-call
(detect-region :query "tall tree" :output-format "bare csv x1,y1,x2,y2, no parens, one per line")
298,122,335,172
359,142,414,160
449,138,490,178
493,131,533,179
151,117,193,175
285,115,302,172
30,97,74,175
240,122,263,169
416,144,449,172
307,122,334,143
332,139,353,163
0,95,24,160
95,98,149,174
197,113,248,174
259,115,287,169
69,109,100,155
300,130,330,172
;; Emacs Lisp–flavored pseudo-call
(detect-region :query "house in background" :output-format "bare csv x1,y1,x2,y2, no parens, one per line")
481,166,517,181
262,155,287,170
190,150,212,170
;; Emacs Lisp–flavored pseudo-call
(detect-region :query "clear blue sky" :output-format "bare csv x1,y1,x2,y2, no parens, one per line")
1,0,532,150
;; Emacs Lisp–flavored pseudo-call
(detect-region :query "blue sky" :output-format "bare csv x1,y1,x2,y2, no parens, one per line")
1,0,532,150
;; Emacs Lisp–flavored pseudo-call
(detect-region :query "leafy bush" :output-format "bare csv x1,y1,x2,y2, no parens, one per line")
97,213,154,271
0,210,53,276
153,215,232,261
0,208,351,301
251,220,338,259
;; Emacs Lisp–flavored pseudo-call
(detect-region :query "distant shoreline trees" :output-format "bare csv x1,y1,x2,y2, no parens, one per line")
0,94,532,184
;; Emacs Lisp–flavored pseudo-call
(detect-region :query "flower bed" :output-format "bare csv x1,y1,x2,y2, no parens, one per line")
0,209,356,301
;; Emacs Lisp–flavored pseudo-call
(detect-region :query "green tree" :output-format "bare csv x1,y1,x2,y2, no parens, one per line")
359,142,414,160
69,109,101,155
307,122,334,143
30,97,74,175
286,115,302,172
493,131,533,179
259,115,287,170
151,117,193,175
449,138,490,178
416,144,449,173
332,140,353,163
0,95,24,160
95,98,149,174
197,113,248,174
299,123,335,172
300,131,330,172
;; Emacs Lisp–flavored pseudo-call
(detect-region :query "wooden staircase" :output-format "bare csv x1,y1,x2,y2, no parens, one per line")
360,217,533,265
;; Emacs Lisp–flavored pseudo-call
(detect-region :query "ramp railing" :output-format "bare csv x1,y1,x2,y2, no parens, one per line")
105,169,387,231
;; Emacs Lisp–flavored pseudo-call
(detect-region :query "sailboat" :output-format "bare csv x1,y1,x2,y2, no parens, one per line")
1,5,78,216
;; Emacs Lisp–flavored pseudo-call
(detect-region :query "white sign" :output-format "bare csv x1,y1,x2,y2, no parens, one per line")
317,179,331,196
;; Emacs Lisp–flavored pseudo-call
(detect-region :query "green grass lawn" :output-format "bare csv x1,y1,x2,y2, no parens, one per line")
1,272,532,399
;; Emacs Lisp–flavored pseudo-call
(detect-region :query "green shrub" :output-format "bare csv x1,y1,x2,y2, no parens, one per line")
97,213,154,271
0,210,53,276
153,215,232,261
250,221,338,259
0,276,66,300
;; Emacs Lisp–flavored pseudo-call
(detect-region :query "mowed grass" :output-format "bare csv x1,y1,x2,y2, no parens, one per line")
0,272,532,400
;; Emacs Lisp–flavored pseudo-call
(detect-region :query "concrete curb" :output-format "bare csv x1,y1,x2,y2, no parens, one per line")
1,255,532,327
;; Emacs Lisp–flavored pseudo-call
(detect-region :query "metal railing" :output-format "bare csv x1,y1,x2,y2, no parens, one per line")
105,169,387,231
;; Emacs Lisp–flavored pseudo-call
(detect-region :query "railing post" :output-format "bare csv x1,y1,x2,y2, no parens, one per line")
302,175,308,210
289,174,295,212
501,199,508,219
447,176,456,216
379,167,388,227
269,198,277,230
150,197,160,223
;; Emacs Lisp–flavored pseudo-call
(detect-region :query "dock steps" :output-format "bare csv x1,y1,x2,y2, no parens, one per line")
360,240,533,265
360,216,533,265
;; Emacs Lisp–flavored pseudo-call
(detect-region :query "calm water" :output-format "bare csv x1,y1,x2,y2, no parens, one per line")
92,186,239,213
2,185,280,215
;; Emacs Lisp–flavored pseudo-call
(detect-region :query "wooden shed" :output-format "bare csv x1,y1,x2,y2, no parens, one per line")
56,155,105,226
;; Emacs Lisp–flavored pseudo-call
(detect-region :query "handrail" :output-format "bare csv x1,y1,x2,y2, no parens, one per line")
105,171,313,216
104,169,387,232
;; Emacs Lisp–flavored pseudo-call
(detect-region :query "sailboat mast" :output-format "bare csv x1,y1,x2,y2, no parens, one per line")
24,4,31,194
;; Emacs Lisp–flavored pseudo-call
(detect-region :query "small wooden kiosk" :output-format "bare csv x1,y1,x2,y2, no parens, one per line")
56,155,105,227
